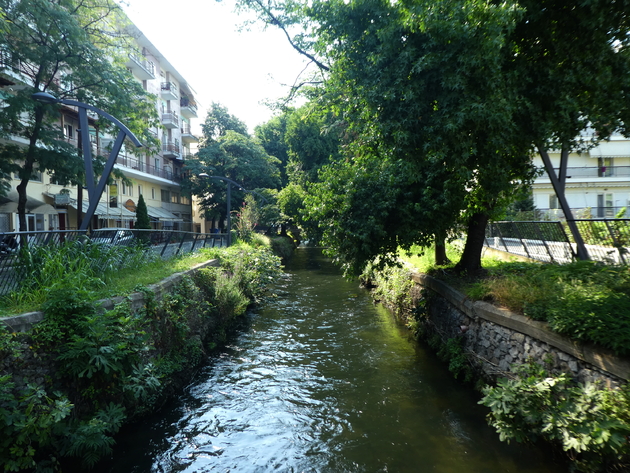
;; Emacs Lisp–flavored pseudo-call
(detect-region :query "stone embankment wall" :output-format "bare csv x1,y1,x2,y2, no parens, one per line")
413,272,630,386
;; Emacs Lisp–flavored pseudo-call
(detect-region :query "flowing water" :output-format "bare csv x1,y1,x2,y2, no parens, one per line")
101,247,567,472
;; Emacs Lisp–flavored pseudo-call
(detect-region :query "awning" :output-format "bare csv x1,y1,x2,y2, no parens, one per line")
589,140,630,157
29,204,58,215
68,201,137,220
146,205,183,222
0,191,57,214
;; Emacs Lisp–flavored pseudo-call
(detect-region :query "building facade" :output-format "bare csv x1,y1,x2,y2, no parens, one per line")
0,24,199,233
531,132,630,220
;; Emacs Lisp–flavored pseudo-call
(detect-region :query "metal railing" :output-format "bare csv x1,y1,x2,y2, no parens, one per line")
485,219,630,265
0,229,227,296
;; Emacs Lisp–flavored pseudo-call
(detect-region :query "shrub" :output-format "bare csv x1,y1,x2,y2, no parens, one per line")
463,261,630,355
480,363,630,472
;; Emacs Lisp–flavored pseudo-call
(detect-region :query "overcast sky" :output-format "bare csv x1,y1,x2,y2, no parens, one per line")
123,0,310,134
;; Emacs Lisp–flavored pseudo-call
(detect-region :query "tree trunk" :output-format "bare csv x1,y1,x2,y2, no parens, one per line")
454,212,489,274
434,233,450,266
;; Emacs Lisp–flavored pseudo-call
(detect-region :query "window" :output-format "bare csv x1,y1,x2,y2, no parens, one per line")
129,184,133,197
138,185,143,197
549,194,558,209
154,158,160,171
598,157,614,177
171,192,179,204
161,189,170,203
64,124,73,139
605,193,614,217
181,196,190,205
151,187,155,200
121,182,127,195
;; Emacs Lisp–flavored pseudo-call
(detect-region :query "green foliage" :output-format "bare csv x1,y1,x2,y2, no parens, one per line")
1,240,282,469
360,259,413,320
0,326,21,359
464,261,630,356
135,194,151,231
234,194,261,243
59,403,126,469
32,288,97,349
425,331,475,384
1,239,159,315
0,375,72,472
480,363,630,472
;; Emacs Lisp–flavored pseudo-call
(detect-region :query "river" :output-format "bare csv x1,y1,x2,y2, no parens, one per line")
101,247,567,472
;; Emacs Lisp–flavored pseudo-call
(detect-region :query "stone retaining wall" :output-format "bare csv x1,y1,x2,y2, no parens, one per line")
412,272,630,387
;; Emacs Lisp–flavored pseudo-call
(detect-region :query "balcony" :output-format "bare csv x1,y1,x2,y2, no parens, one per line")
125,52,156,80
180,124,198,143
160,81,179,101
538,166,630,180
161,112,179,129
162,140,181,158
115,155,181,183
180,97,198,118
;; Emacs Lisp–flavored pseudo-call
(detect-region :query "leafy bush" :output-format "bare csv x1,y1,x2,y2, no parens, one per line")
360,259,414,320
480,363,630,472
463,261,630,355
0,375,72,472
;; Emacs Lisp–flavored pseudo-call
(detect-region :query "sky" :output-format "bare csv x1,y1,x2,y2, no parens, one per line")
123,0,310,135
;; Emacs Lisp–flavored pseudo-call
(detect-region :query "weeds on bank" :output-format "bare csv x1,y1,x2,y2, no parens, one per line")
0,241,283,470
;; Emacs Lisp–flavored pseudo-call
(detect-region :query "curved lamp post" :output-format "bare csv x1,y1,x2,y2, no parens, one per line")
198,173,268,247
32,91,143,231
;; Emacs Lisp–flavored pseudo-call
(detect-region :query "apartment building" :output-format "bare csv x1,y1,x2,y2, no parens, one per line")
0,24,199,233
532,132,630,219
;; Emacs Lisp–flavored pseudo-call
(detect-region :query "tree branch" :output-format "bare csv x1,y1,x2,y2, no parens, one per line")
250,0,330,72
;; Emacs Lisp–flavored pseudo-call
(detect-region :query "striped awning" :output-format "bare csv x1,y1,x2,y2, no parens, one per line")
146,205,183,222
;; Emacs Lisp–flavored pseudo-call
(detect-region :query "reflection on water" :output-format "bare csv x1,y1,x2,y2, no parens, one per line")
102,247,566,473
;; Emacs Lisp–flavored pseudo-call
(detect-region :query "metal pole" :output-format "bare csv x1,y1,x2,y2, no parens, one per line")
226,183,231,247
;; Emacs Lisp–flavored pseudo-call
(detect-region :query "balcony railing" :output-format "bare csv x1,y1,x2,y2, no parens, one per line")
161,112,179,129
180,124,198,143
538,166,630,179
126,52,155,80
180,97,198,118
162,140,180,158
115,155,181,183
160,81,179,100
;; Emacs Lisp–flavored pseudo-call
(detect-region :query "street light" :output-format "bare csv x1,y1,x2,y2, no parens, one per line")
198,173,268,247
32,91,143,231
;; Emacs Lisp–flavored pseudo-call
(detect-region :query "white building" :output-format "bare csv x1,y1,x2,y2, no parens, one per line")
0,23,200,233
532,132,630,219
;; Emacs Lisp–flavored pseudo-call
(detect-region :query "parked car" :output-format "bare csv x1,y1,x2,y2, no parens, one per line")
89,228,136,247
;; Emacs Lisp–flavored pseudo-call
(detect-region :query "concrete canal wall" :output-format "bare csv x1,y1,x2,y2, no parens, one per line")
411,272,630,386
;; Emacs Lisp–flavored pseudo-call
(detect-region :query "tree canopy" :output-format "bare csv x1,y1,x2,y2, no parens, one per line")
243,0,630,275
184,103,281,229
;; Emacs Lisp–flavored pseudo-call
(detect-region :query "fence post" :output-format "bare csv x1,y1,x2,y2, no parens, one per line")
510,221,532,260
603,220,627,265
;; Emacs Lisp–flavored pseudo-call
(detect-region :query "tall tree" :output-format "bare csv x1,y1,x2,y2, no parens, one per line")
241,0,630,274
184,105,281,230
0,0,159,231
135,193,151,230
255,113,290,186
202,102,249,141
